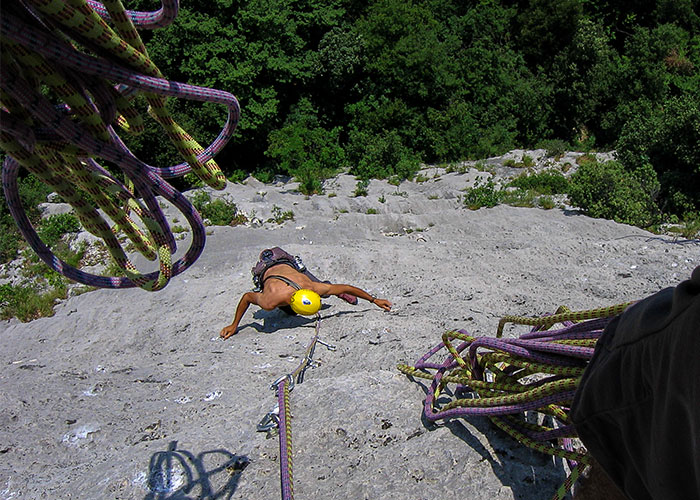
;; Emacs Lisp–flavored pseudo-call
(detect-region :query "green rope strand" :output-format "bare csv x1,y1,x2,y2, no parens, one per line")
551,462,588,500
283,380,294,500
440,378,578,411
491,416,589,464
496,302,632,337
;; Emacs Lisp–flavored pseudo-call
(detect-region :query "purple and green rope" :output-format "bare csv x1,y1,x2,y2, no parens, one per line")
398,302,633,499
0,0,240,290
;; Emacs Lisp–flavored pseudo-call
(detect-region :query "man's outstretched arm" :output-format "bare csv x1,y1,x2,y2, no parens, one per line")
321,283,392,311
220,291,259,339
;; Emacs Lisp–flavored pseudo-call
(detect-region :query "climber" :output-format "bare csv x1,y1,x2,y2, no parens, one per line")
219,247,392,339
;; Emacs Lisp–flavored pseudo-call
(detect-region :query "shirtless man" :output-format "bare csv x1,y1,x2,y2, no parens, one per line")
220,247,392,339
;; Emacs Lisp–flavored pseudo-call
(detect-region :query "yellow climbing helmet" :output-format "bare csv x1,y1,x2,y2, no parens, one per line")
289,289,321,315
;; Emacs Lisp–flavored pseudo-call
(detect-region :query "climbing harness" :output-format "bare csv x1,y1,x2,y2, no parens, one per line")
257,314,336,500
398,302,633,500
252,247,305,291
0,1,239,291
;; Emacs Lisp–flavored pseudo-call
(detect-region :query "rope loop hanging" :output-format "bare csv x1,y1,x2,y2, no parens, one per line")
0,0,240,290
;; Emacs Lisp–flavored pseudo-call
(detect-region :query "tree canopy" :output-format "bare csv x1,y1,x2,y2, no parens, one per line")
123,0,699,217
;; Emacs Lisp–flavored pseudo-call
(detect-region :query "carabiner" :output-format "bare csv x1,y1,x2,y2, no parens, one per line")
317,339,337,351
257,405,280,432
270,373,294,392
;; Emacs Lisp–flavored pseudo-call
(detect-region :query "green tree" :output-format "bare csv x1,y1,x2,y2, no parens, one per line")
515,0,583,69
266,98,346,194
548,17,620,144
347,128,421,180
616,94,700,216
568,160,660,227
126,0,347,171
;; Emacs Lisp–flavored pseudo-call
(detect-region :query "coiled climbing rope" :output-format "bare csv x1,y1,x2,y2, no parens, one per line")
0,0,239,290
398,302,633,499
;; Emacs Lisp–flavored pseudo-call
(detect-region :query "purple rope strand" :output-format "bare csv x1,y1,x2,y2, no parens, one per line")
277,379,293,500
0,3,239,289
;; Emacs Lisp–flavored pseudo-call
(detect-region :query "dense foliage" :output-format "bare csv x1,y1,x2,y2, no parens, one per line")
0,175,52,262
568,161,661,227
88,1,700,219
190,191,247,226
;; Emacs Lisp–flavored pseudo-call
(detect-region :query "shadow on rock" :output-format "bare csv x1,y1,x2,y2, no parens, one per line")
445,416,567,500
246,308,316,333
144,440,248,500
245,305,369,334
412,377,567,500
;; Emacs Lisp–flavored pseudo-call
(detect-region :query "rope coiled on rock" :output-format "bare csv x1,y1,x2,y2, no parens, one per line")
398,302,632,499
0,0,239,290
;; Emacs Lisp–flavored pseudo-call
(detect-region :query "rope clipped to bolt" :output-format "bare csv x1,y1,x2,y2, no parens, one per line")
0,0,240,290
257,314,336,500
398,302,633,500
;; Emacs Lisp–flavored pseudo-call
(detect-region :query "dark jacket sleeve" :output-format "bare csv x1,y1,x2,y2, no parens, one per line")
571,266,700,500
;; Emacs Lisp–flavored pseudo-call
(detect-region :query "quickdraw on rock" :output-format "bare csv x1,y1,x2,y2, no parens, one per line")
257,314,336,500
0,0,240,291
398,302,633,500
257,315,334,500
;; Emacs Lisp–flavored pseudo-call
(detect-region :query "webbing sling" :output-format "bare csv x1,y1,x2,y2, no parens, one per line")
262,275,302,291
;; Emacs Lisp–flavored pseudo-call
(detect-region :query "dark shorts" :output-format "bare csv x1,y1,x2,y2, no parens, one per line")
571,266,700,499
